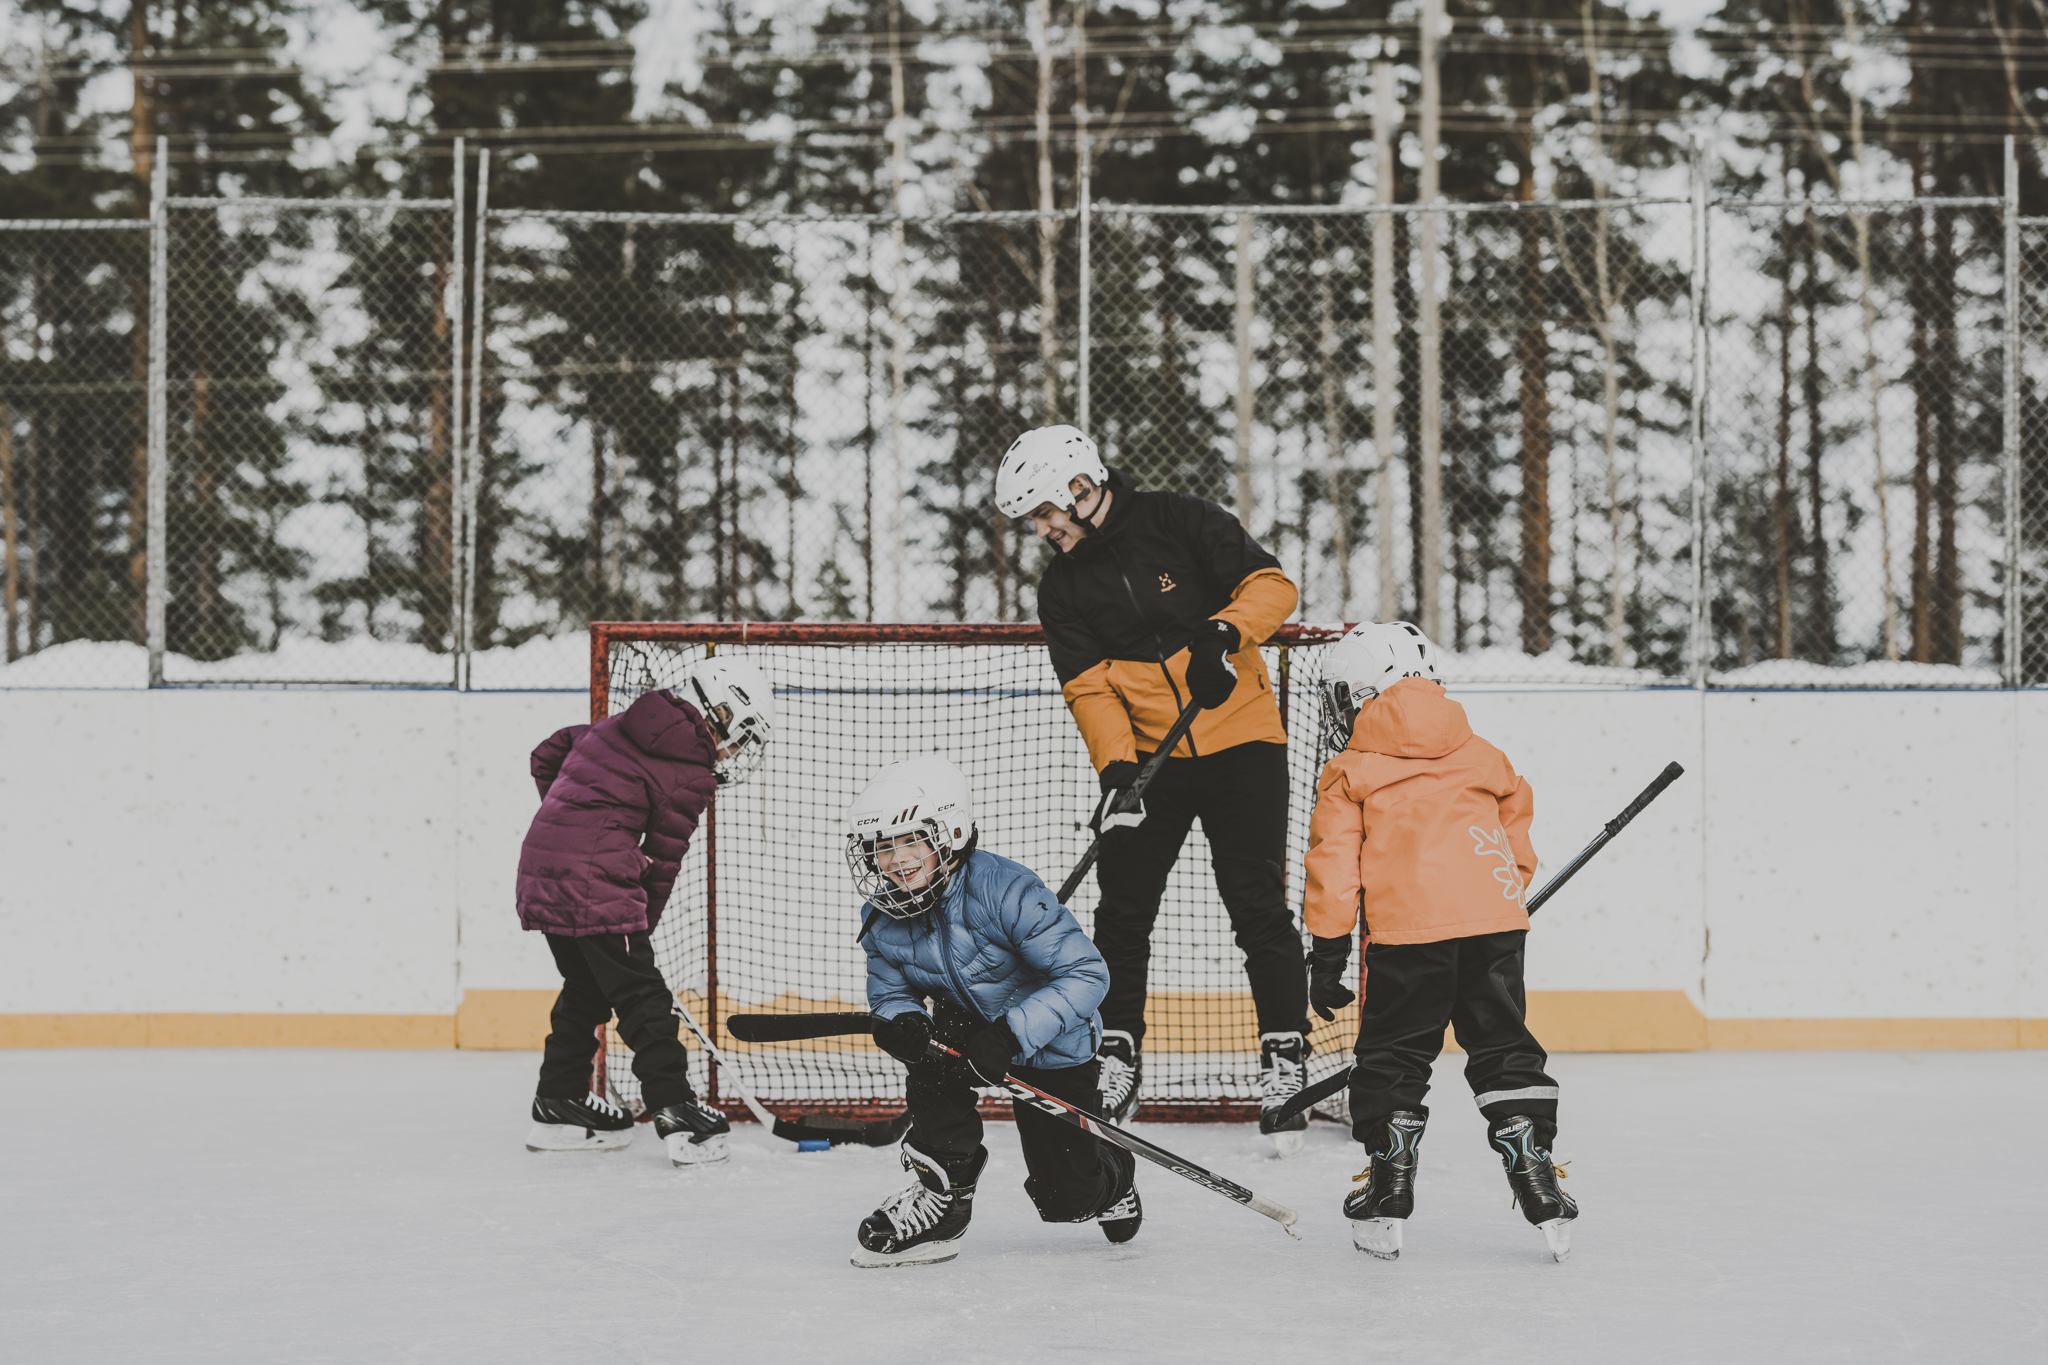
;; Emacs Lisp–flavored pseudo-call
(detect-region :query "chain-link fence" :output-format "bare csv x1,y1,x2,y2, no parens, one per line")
0,219,152,682
7,144,2048,689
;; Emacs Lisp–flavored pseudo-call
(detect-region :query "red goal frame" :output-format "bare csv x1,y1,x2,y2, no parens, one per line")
589,621,1344,1124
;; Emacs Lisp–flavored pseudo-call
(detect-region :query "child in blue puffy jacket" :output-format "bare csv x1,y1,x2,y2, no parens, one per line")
841,754,1138,1269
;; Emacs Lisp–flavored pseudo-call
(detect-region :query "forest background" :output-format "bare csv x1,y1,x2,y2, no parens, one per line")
4,0,2048,689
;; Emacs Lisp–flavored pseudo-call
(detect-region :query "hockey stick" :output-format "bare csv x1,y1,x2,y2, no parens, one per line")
726,1012,1300,1237
672,1002,911,1148
1272,760,1688,1129
1057,697,1205,904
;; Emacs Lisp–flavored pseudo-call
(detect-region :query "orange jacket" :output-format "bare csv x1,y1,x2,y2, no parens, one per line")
1302,678,1536,946
1058,569,1297,767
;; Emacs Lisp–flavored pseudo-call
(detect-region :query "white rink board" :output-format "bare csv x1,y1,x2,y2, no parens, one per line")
0,685,2043,1022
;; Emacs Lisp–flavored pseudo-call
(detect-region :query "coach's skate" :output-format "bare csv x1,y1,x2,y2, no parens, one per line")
1343,1110,1424,1259
652,1097,730,1167
1096,1030,1142,1123
1258,1032,1310,1157
851,1142,986,1268
525,1092,634,1153
1489,1115,1576,1262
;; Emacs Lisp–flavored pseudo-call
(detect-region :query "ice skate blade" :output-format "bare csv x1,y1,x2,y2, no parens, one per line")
1351,1217,1402,1259
524,1122,631,1153
1270,1129,1304,1159
1540,1217,1572,1262
850,1238,962,1269
664,1132,730,1167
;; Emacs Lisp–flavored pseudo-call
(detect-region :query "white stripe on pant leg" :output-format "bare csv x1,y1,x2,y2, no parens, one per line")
1473,1086,1559,1110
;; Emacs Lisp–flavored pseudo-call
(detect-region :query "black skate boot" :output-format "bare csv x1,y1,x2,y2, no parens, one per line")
852,1142,987,1269
1096,1030,1142,1122
1343,1110,1425,1259
1489,1115,1576,1261
1098,1146,1142,1244
1258,1032,1310,1157
526,1092,634,1153
651,1097,730,1167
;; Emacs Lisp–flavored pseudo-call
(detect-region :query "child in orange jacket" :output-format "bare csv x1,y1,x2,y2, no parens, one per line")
1302,621,1576,1262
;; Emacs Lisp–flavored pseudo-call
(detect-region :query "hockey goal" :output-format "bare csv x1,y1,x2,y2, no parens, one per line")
593,621,1356,1122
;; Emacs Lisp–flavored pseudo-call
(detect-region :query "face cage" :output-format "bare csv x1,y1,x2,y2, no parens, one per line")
1318,678,1374,755
845,825,957,921
708,711,771,787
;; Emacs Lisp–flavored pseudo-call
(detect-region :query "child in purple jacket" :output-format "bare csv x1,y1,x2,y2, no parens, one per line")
517,656,774,1167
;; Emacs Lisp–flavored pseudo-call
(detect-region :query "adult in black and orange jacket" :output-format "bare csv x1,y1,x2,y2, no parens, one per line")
1032,461,1311,1127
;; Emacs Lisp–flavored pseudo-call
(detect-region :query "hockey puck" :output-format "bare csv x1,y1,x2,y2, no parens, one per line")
797,1139,833,1152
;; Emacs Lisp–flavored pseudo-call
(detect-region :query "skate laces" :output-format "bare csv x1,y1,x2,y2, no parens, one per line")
879,1179,948,1237
1099,1053,1136,1102
1259,1047,1303,1105
1100,1191,1139,1221
585,1093,625,1120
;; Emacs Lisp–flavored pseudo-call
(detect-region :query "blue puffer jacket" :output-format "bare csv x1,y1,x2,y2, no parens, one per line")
863,849,1107,1070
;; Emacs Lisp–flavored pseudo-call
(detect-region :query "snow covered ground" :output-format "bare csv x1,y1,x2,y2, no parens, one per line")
3,1049,2042,1363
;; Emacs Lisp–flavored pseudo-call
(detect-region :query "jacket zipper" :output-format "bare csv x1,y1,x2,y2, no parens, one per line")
1107,542,1199,759
929,881,983,1025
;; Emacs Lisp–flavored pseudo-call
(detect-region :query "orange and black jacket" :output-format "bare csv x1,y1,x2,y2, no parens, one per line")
1037,467,1299,771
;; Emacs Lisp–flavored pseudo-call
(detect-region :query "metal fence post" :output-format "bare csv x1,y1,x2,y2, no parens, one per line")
2004,136,2023,688
464,150,489,683
1233,212,1255,527
146,136,169,688
1689,135,1710,690
1075,111,1091,435
450,137,466,691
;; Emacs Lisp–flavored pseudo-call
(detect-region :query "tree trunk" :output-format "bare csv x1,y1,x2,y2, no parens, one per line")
1910,193,1934,662
1,402,17,662
1930,202,1962,662
1802,212,1835,661
1773,178,1796,660
1516,187,1553,656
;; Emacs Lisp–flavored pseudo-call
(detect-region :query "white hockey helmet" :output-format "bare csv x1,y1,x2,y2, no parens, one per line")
995,424,1109,519
1317,621,1440,752
676,654,776,786
843,754,977,920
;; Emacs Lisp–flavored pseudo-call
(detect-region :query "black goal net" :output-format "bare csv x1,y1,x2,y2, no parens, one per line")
594,622,1356,1123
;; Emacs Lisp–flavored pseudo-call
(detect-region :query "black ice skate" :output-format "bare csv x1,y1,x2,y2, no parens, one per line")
1096,1030,1142,1123
525,1092,634,1153
1258,1031,1310,1157
1343,1110,1425,1259
1489,1115,1576,1262
1098,1147,1142,1244
651,1097,730,1167
851,1142,986,1269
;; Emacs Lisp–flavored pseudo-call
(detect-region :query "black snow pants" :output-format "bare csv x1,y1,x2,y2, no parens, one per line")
1349,930,1559,1147
908,1000,1135,1223
1093,739,1308,1043
536,930,696,1113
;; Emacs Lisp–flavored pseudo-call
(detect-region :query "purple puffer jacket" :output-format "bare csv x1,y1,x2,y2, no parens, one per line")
515,690,719,936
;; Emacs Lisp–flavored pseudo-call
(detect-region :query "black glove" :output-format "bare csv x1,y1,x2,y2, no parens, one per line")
1307,935,1357,1022
1090,759,1145,834
872,1010,933,1065
964,1018,1021,1085
1185,619,1241,710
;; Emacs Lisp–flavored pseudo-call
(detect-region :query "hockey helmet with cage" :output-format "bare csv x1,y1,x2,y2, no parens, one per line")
676,654,776,786
844,754,978,920
995,425,1109,519
1317,621,1441,753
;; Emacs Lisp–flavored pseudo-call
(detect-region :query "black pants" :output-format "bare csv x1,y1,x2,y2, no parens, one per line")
1094,740,1307,1043
908,1001,1134,1223
1349,930,1558,1146
537,931,696,1113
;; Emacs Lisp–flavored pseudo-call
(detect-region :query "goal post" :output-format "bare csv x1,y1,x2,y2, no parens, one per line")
590,621,1357,1123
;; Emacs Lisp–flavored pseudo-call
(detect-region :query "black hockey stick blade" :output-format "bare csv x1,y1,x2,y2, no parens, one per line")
1057,697,1206,904
930,1040,1301,1238
1272,762,1688,1130
726,1012,876,1044
1267,1066,1352,1130
770,1110,913,1148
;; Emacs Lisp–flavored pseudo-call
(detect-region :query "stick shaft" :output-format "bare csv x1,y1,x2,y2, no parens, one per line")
673,1000,779,1129
1058,697,1205,903
929,1041,1298,1234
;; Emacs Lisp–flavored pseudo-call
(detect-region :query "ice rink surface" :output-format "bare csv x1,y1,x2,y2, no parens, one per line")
3,1049,2042,1364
